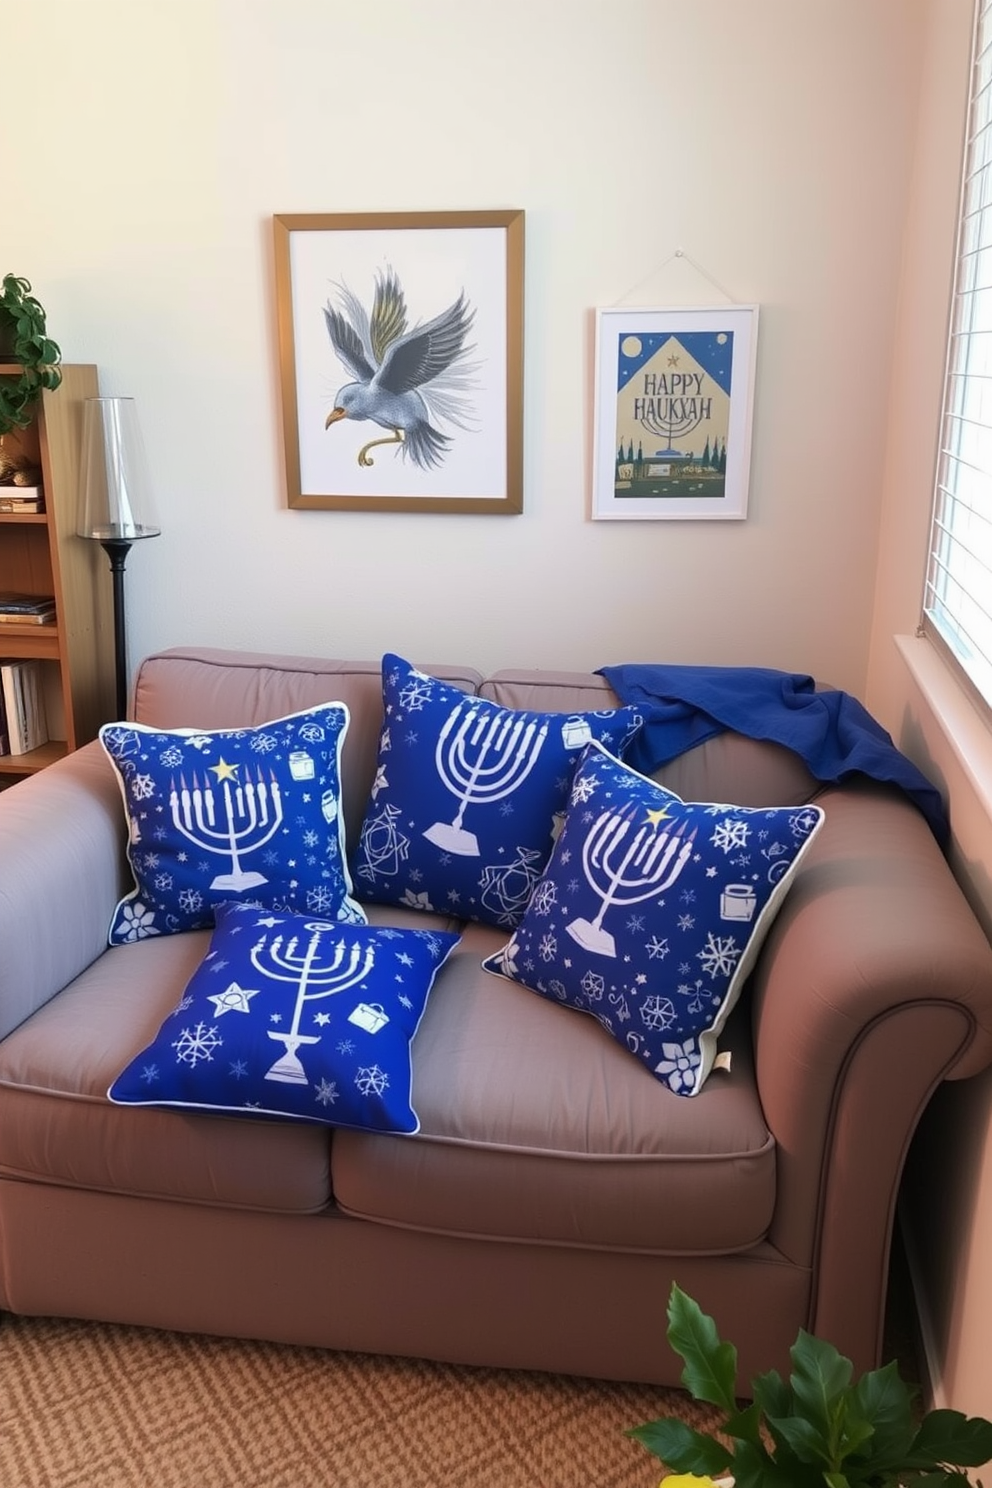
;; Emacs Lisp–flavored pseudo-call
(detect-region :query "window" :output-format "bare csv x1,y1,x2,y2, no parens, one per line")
925,0,992,709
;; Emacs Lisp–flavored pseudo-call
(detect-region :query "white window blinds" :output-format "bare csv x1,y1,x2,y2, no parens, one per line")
925,0,992,708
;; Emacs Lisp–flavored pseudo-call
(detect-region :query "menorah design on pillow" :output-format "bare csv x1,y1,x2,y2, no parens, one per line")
423,704,592,857
567,804,697,958
169,760,284,892
250,922,377,1085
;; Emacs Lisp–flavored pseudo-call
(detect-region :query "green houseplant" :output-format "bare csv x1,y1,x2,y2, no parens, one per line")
629,1285,992,1488
0,273,63,436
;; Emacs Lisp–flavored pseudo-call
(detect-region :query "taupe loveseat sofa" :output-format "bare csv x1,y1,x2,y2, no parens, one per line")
0,645,990,1389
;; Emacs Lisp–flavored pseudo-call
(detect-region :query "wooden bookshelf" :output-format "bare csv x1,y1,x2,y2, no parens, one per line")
0,365,115,777
0,739,67,775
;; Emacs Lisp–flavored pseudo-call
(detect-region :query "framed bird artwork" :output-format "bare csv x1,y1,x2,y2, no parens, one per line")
273,209,524,514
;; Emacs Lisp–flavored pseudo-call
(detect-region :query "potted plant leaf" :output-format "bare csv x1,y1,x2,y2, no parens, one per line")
0,273,63,436
629,1284,992,1487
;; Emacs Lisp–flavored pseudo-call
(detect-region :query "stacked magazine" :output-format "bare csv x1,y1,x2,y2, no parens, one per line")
0,593,56,627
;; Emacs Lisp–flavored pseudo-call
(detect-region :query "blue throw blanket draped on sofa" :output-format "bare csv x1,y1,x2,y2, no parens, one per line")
598,663,950,848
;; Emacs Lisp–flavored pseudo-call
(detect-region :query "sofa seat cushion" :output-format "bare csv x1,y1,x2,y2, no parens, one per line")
331,924,775,1254
0,933,331,1213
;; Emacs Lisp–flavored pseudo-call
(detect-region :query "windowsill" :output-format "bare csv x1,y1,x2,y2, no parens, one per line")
895,633,992,821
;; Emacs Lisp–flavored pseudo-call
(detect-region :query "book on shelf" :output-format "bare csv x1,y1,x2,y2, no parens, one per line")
0,593,57,624
0,610,55,627
0,486,44,514
0,660,49,755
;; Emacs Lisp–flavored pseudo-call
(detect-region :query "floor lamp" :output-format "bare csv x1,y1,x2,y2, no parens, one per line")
77,397,160,719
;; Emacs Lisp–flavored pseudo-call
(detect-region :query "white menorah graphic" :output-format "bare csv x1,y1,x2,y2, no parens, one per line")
423,703,550,857
251,923,376,1085
169,766,283,892
567,806,697,957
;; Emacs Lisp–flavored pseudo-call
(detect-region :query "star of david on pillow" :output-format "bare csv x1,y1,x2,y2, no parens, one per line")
108,902,460,1132
482,741,825,1096
351,655,644,929
100,705,365,945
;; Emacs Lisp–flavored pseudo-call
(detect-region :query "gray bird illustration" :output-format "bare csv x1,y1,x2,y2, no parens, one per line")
323,269,478,469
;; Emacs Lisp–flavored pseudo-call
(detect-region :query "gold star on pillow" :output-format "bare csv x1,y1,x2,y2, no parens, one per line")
209,757,240,782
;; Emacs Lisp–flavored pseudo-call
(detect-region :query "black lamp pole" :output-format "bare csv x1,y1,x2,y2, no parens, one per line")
100,537,133,719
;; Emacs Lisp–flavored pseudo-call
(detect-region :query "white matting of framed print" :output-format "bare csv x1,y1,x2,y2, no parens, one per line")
592,304,759,520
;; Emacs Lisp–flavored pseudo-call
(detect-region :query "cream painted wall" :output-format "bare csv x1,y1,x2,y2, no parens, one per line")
3,0,925,685
866,0,992,1424
867,1,970,689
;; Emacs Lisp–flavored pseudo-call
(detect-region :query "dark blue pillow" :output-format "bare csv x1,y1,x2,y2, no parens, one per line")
100,705,365,944
483,741,824,1095
109,902,460,1133
352,654,643,927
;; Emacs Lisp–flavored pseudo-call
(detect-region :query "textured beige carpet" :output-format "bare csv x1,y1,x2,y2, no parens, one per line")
0,1314,721,1488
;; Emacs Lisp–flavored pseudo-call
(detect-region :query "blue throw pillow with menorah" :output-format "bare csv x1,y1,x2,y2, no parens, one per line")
482,740,825,1096
109,902,460,1131
351,654,644,928
99,705,366,944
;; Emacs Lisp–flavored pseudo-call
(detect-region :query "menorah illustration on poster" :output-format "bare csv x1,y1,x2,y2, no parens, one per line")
592,304,759,522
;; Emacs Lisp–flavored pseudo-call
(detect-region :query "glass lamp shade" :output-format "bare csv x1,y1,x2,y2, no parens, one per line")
77,397,161,541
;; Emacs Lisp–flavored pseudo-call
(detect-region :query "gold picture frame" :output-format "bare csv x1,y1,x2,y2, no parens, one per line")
273,210,524,514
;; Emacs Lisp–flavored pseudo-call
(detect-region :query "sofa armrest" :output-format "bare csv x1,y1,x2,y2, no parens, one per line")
0,742,127,1039
750,780,992,1369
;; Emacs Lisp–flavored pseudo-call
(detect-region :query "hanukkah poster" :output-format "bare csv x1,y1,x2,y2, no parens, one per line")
591,304,759,520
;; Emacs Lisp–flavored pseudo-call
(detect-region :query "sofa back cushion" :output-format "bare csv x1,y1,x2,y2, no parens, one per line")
130,652,819,870
481,670,819,808
132,649,482,847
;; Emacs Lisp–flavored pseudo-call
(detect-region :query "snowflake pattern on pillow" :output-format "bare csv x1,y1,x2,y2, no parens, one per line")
100,705,365,944
482,741,824,1096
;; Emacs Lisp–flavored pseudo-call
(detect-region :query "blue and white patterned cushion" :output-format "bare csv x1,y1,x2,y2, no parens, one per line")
351,654,644,928
482,741,824,1096
100,706,366,945
108,902,459,1132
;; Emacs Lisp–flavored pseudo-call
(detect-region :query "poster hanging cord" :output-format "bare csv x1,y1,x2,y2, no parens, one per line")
613,248,737,306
